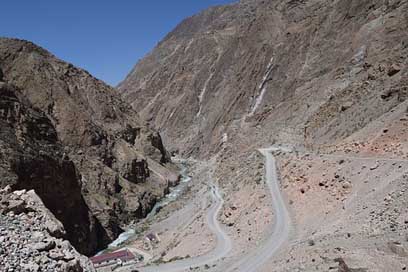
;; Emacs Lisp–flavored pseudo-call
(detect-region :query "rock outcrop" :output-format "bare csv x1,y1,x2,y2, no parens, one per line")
0,82,100,255
0,38,179,255
334,258,368,272
119,0,408,156
0,186,95,272
117,1,408,271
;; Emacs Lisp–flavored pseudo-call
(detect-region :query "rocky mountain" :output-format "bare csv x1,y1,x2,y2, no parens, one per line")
0,186,95,272
1,0,407,270
119,0,408,157
117,0,408,271
0,38,179,256
0,81,102,256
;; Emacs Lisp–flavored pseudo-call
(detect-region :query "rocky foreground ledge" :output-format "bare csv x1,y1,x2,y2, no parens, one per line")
0,186,94,272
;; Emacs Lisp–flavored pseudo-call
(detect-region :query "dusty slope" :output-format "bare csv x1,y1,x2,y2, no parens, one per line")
0,81,99,255
0,38,178,255
0,186,95,272
117,0,408,271
120,0,408,156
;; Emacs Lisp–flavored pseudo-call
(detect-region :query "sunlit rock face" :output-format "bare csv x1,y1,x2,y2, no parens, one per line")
0,38,179,255
119,0,408,157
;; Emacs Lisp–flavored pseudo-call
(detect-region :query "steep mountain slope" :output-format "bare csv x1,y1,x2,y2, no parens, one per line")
119,0,408,156
0,38,178,255
0,81,99,255
118,0,408,271
0,186,95,272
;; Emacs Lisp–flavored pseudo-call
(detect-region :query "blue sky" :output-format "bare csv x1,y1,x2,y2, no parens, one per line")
1,1,235,86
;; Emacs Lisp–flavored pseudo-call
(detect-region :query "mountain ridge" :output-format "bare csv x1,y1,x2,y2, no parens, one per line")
0,37,178,256
119,0,407,157
115,1,408,271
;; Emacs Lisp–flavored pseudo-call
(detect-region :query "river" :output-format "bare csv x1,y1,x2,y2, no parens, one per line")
98,158,192,253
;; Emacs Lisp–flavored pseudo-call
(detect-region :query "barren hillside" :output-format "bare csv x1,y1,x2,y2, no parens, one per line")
117,0,408,271
120,0,408,157
0,38,178,256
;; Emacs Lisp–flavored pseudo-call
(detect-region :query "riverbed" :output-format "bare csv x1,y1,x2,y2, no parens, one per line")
98,158,192,254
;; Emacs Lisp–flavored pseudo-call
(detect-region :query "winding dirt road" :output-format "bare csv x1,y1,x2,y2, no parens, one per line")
128,146,291,272
121,146,407,272
138,183,232,272
225,147,292,272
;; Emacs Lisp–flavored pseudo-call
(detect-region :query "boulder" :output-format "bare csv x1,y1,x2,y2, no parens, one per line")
334,257,368,272
32,240,56,252
387,64,401,77
2,199,28,215
22,190,66,238
1,185,12,194
21,262,40,272
388,241,408,257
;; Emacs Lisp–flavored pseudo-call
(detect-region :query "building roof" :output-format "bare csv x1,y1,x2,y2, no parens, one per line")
90,249,135,264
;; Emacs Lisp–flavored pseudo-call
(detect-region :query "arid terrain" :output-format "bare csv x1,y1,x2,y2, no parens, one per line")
1,0,408,271
0,37,179,264
116,0,408,271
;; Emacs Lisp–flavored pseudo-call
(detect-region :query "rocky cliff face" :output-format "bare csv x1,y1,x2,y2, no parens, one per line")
0,38,178,255
0,186,95,272
119,1,408,270
119,0,408,156
0,82,102,255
